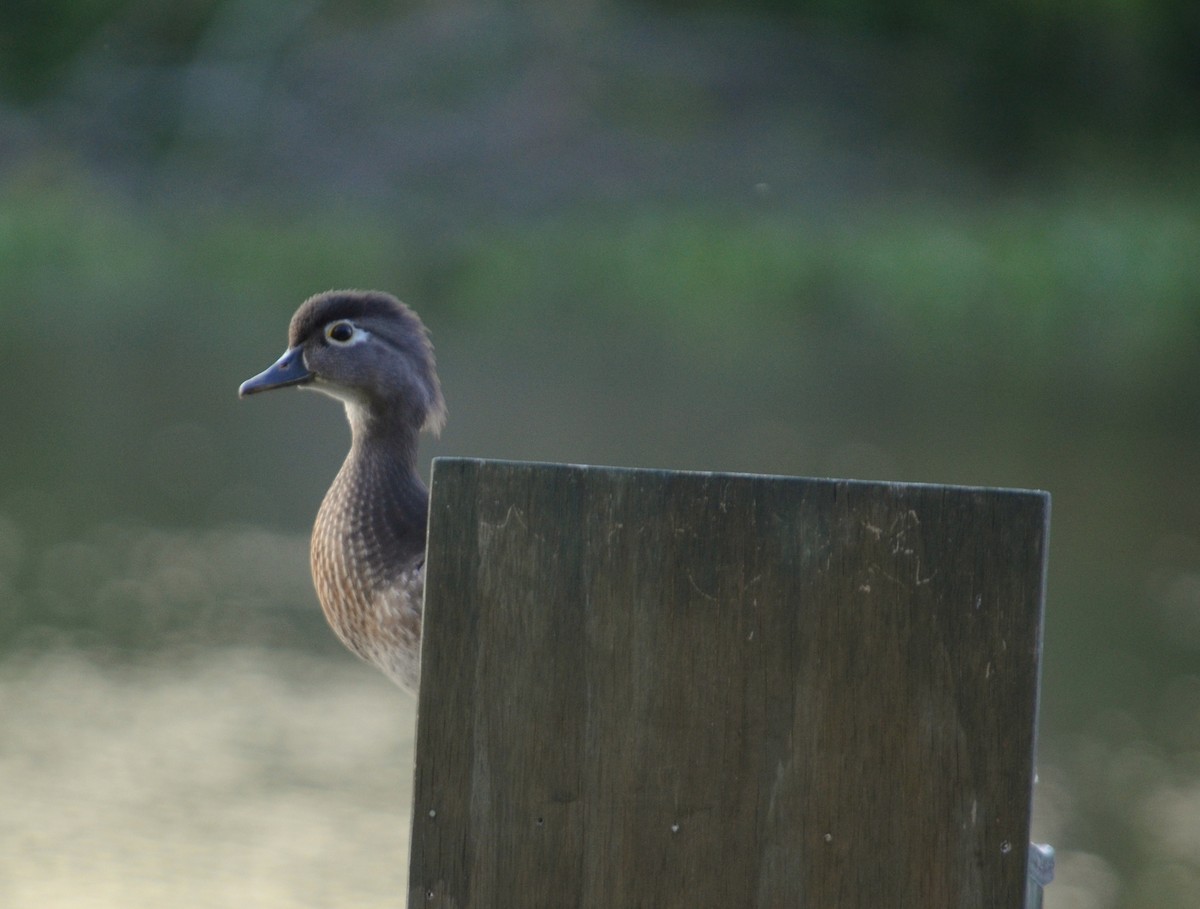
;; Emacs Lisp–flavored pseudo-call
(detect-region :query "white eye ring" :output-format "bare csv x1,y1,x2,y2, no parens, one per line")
325,320,369,346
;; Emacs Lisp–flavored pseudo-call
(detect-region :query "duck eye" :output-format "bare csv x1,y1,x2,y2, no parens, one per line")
326,321,355,344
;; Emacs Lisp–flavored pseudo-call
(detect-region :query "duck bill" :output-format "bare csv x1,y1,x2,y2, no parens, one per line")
238,346,313,397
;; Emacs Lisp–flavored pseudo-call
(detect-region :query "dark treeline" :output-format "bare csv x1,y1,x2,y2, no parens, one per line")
2,0,1198,172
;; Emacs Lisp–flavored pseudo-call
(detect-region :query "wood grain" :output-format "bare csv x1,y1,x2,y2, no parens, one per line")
409,459,1049,908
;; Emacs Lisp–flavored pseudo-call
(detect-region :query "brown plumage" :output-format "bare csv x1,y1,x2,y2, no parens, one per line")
239,290,445,690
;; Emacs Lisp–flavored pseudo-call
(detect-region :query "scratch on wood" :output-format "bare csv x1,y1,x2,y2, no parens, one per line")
914,556,937,586
477,504,530,554
489,504,527,532
887,509,921,556
686,571,718,602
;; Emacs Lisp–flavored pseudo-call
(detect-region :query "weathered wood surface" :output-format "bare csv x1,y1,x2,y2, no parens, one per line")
409,459,1049,909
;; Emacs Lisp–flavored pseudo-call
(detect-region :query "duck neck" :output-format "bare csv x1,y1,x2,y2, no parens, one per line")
329,401,430,574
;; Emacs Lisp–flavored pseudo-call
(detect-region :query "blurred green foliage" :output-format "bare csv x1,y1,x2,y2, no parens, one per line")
4,163,1196,413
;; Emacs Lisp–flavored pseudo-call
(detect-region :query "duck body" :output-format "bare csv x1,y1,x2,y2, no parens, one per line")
240,290,445,691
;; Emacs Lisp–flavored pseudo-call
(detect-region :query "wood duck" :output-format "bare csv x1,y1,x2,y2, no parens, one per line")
239,290,445,691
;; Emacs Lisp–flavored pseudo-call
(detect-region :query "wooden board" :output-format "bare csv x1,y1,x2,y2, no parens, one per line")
409,459,1049,908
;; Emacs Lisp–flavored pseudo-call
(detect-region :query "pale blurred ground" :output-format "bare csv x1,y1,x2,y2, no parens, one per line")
0,648,415,909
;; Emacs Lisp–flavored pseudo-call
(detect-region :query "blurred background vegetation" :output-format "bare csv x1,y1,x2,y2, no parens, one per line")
1,0,1197,906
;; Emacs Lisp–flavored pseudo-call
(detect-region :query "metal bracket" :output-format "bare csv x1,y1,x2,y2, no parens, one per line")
1025,842,1055,909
